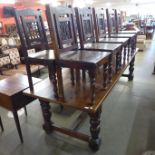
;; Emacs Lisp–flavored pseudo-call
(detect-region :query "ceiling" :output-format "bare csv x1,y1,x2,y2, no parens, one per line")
3,0,155,7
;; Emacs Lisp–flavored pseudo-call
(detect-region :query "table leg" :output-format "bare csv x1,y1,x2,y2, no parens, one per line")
39,100,52,134
0,116,4,132
153,63,155,74
25,62,33,91
12,110,23,143
88,106,102,151
24,106,27,116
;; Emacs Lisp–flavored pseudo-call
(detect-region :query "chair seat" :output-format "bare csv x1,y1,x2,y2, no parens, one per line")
83,43,122,51
28,50,56,62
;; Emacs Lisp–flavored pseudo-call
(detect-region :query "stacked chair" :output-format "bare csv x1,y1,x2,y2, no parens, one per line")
13,5,138,151
106,9,137,55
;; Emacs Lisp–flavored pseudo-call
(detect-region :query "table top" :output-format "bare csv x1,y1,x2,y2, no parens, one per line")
84,43,122,51
109,33,136,38
0,74,41,96
24,49,138,113
118,30,139,34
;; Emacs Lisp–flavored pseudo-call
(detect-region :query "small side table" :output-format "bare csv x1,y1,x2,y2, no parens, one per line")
0,73,41,142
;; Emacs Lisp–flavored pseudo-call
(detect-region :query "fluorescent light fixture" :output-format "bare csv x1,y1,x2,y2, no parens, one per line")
105,2,111,7
0,0,15,4
40,0,60,6
73,0,86,8
85,0,94,5
73,0,94,8
131,0,155,3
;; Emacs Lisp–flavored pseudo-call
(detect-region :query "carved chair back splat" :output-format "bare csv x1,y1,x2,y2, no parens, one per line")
75,7,95,49
46,5,78,55
14,9,49,57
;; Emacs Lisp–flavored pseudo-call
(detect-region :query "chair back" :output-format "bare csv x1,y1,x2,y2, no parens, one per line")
114,9,123,33
14,9,49,58
46,5,78,56
106,8,117,36
75,7,95,49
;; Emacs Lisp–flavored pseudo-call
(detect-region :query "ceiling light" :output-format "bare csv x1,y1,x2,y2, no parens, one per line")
131,0,155,3
0,0,15,4
105,2,111,7
85,0,94,5
73,0,86,8
40,0,60,6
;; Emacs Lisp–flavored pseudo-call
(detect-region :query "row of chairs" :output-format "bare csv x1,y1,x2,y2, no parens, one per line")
13,6,137,103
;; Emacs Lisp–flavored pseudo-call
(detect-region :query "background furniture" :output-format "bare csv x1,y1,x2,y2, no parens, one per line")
0,74,40,142
136,34,146,51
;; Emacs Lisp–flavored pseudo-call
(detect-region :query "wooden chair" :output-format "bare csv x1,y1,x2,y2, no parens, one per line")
0,116,4,132
92,8,130,65
13,9,59,97
114,9,139,34
106,8,137,55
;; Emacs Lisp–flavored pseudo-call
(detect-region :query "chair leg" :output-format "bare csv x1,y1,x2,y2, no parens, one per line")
153,64,155,74
0,116,4,132
24,106,27,117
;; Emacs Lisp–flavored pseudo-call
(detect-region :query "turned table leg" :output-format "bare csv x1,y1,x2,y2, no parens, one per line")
39,100,53,134
88,106,102,151
128,56,135,81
